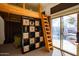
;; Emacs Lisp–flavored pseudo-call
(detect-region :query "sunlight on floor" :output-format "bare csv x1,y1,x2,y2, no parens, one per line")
53,40,77,55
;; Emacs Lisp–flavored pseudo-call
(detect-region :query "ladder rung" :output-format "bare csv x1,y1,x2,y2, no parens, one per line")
44,18,48,20
44,20,48,22
47,36,51,40
46,34,51,36
44,23,49,26
44,23,49,25
47,38,51,40
48,40,52,44
44,22,49,24
49,46,53,49
44,19,48,22
50,47,53,50
44,22,48,24
44,24,49,27
46,36,51,38
44,21,48,23
45,31,51,33
46,35,51,37
43,16,47,19
45,31,50,33
45,26,50,28
45,27,50,28
49,43,52,46
48,43,52,46
46,31,50,32
45,28,50,31
48,40,52,42
46,32,50,34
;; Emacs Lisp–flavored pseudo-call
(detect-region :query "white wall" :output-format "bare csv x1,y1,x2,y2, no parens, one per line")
0,16,5,45
43,7,50,16
42,3,59,15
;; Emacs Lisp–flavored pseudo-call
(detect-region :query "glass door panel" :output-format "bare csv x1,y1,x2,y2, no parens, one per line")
62,13,77,55
52,18,60,48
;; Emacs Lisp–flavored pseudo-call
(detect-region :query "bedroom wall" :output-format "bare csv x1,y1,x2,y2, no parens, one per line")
0,16,5,44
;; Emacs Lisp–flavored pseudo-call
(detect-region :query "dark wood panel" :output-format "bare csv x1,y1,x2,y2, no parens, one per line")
0,12,22,44
0,11,22,22
77,13,79,43
4,21,21,44
51,3,79,14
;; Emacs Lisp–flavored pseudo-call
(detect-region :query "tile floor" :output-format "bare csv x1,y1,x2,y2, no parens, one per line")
0,44,72,56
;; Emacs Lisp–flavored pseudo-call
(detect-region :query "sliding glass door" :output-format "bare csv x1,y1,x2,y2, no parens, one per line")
52,13,77,55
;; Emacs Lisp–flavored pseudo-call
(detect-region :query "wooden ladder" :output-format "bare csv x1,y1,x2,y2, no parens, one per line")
41,15,53,52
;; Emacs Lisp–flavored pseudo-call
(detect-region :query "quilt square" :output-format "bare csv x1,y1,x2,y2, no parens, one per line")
23,45,29,52
35,32,39,37
35,27,38,31
23,33,29,39
35,26,42,32
23,26,29,32
35,21,40,26
23,19,29,26
29,32,35,38
35,37,40,43
40,37,43,42
30,44,35,50
35,43,40,48
24,39,29,45
30,26,35,32
40,42,45,47
30,20,35,26
30,38,35,44
40,31,43,36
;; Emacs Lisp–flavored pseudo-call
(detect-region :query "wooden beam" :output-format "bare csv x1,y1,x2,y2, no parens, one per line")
38,3,42,18
0,4,40,18
23,3,25,9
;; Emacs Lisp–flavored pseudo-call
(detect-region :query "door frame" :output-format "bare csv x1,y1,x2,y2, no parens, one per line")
51,13,78,56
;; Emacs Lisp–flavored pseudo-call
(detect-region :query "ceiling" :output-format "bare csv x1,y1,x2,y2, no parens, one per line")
25,3,59,15
9,3,59,15
41,3,59,11
25,3,59,11
10,3,58,11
